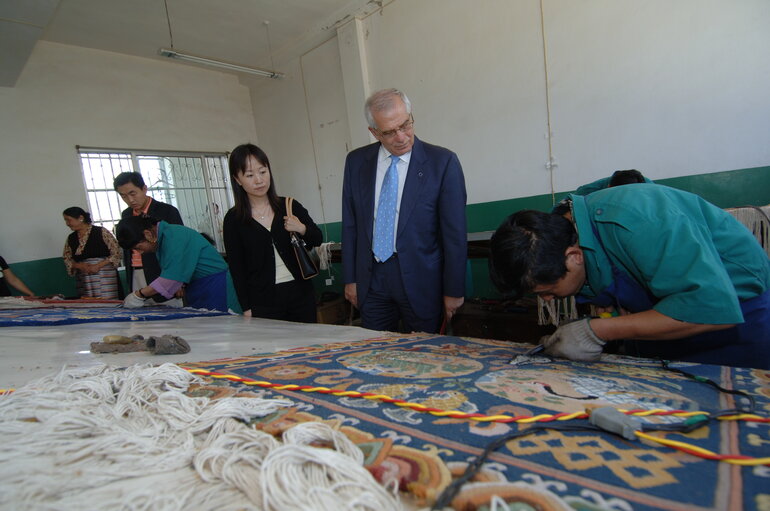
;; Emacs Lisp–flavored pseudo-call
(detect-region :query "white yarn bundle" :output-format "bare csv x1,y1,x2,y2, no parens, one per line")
726,205,770,257
537,295,578,327
315,242,338,270
262,422,403,510
0,363,404,511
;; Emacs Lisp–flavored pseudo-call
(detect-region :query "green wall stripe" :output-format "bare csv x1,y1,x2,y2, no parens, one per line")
654,166,769,209
9,258,128,298
467,195,554,232
474,165,770,231
8,258,76,297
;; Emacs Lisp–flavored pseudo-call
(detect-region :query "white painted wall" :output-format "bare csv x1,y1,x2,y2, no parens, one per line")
2,0,768,265
249,0,770,225
363,0,553,203
544,0,770,191
248,38,351,241
0,41,257,263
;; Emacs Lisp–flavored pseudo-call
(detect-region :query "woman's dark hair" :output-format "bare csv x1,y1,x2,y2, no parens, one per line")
115,216,160,250
489,210,578,297
62,207,92,224
228,143,280,222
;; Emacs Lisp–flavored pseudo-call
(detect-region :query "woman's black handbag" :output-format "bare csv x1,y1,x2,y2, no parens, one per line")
286,197,319,280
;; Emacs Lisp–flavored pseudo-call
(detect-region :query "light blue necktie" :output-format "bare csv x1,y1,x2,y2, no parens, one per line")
373,155,400,262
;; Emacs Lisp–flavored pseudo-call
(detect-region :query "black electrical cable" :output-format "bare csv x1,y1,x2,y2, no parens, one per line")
431,423,601,510
641,415,711,433
432,361,756,509
660,359,755,414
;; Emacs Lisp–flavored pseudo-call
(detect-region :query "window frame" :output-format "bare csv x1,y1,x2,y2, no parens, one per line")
76,146,233,254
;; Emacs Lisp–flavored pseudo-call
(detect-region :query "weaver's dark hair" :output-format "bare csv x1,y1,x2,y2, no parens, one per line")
115,216,159,250
609,169,645,187
489,210,578,297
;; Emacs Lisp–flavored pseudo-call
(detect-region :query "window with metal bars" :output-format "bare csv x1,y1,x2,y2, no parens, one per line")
77,147,233,253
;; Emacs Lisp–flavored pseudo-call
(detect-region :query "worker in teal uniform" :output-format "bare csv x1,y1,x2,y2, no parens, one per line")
116,216,241,313
489,184,770,369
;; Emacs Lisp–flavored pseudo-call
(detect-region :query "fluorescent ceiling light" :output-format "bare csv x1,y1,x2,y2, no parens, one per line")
158,48,284,79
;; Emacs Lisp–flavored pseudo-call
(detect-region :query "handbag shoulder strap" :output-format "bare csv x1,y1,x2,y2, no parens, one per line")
285,196,293,217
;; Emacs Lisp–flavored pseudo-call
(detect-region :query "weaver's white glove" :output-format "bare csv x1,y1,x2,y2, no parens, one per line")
123,292,147,308
542,318,606,362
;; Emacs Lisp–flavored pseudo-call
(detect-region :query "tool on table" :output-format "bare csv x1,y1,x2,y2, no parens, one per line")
508,343,546,366
508,313,612,366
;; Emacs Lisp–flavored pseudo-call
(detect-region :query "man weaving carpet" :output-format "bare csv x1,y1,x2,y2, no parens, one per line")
489,184,770,369
116,216,241,313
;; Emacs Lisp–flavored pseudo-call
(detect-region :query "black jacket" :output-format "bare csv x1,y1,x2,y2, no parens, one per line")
66,226,112,261
0,256,10,296
121,199,183,296
223,197,322,312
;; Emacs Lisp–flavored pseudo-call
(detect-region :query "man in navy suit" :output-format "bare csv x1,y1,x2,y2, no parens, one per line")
342,89,467,333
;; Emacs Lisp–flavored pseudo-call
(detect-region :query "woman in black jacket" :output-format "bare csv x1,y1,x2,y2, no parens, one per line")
224,144,322,322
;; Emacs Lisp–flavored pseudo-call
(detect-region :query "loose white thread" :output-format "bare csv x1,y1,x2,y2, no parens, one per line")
0,364,404,511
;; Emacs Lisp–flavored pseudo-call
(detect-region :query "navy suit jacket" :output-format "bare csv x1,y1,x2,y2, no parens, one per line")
341,136,467,320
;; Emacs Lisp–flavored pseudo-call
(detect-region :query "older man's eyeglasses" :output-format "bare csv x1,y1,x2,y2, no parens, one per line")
375,116,414,139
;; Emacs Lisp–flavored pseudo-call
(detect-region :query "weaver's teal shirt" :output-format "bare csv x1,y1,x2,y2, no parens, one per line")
570,184,770,325
156,221,241,313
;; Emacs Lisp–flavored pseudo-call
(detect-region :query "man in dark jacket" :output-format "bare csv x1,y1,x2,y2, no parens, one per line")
113,172,183,303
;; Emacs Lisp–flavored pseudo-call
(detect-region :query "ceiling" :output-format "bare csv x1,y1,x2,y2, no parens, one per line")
1,0,382,86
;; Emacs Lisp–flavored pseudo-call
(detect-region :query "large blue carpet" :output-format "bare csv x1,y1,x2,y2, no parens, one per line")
183,333,770,510
0,305,229,326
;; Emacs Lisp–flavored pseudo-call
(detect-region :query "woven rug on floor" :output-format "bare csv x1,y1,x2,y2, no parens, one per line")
183,333,770,511
0,305,230,326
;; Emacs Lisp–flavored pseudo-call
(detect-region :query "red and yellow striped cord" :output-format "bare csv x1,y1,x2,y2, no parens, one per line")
183,367,770,466
5,369,768,466
183,368,769,423
635,431,770,465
